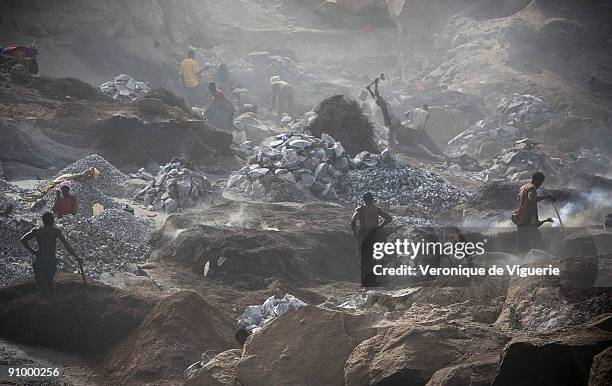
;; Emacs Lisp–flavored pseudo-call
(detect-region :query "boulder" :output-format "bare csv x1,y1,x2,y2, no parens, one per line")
186,349,242,386
492,315,612,386
425,359,498,386
345,323,507,386
238,306,376,386
589,346,612,386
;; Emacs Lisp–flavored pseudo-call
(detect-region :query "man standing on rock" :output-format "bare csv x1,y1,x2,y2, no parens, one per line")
52,180,78,218
179,49,205,109
511,171,555,252
351,192,393,287
21,212,82,299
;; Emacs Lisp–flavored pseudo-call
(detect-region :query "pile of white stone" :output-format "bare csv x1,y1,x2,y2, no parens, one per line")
226,132,393,200
447,94,553,159
133,159,223,213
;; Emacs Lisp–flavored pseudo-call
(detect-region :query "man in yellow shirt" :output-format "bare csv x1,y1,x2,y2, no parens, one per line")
179,49,204,109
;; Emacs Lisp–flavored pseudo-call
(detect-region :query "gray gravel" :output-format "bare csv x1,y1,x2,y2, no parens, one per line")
337,159,471,215
51,154,128,196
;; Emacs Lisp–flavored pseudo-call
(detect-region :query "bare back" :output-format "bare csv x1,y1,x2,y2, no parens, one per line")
26,226,62,258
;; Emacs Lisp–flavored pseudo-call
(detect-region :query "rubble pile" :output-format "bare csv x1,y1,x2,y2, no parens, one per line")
447,93,553,158
52,154,128,196
480,139,568,183
307,95,378,155
0,215,34,286
133,159,223,213
55,209,153,277
228,132,469,211
39,180,121,217
226,132,357,201
337,159,471,214
570,147,611,175
99,74,151,100
238,293,307,332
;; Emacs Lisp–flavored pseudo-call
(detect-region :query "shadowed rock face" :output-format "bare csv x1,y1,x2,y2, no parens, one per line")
151,201,360,285
589,346,612,386
492,315,612,386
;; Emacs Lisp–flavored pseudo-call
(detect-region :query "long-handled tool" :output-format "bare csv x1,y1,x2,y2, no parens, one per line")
551,201,565,233
78,259,86,284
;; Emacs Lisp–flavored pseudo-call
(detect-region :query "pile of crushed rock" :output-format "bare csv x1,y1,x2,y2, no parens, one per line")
227,132,470,213
33,154,128,217
337,158,471,215
226,132,353,201
55,209,153,278
52,154,128,196
480,138,569,184
132,158,223,213
0,215,35,286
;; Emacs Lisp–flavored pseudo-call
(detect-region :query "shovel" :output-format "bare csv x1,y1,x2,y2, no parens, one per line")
551,201,565,233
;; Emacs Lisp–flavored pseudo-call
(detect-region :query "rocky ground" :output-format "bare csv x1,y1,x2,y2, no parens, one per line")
0,1,611,385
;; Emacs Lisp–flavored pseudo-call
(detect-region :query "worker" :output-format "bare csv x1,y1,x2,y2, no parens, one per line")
179,49,205,109
21,212,82,299
52,180,78,218
205,82,235,130
270,75,295,117
215,63,234,94
351,192,393,287
358,90,371,114
405,104,430,131
511,172,555,252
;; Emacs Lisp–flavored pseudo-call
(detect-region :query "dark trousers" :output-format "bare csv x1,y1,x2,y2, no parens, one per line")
183,85,200,109
360,228,383,287
516,225,542,254
33,256,57,299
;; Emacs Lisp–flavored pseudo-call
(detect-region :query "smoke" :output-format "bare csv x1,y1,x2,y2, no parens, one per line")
543,189,612,227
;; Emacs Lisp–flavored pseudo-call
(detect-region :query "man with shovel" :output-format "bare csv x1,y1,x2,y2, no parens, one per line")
511,172,556,252
21,212,84,299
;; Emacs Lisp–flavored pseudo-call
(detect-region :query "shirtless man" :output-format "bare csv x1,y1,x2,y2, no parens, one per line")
21,212,82,299
351,192,393,287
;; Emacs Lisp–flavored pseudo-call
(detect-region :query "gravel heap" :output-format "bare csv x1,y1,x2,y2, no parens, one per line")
227,132,469,213
53,154,128,196
0,215,35,286
55,209,154,278
36,154,128,216
133,158,223,213
337,158,471,215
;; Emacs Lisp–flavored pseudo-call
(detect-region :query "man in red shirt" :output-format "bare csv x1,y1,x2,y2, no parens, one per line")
52,181,78,218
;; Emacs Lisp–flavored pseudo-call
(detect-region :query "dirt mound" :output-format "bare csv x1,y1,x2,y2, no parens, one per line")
104,290,237,384
29,76,107,102
0,275,151,358
238,305,376,386
145,88,189,112
150,201,359,285
307,95,378,155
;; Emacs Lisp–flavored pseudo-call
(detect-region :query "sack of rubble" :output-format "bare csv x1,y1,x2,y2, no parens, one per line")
237,293,307,331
